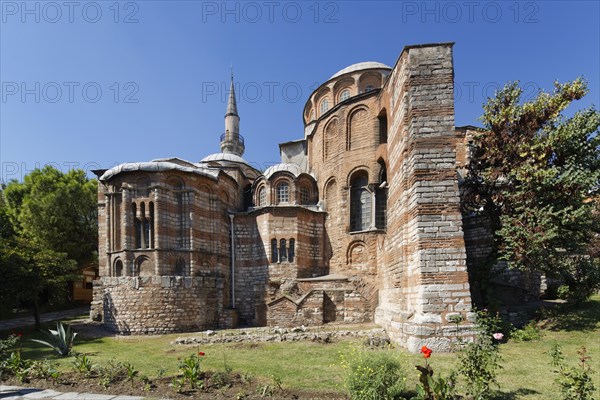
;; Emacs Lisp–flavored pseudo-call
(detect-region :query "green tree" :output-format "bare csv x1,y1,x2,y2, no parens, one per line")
0,167,97,324
463,79,600,304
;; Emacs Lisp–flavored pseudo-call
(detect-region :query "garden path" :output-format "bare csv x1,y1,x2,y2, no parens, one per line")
0,308,90,332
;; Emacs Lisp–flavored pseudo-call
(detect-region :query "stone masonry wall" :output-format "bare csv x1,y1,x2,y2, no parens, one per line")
375,43,474,352
97,275,226,334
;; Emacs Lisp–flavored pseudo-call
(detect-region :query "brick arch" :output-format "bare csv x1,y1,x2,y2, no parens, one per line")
197,184,213,196
295,174,318,205
346,105,372,151
216,189,229,208
358,71,384,93
323,177,337,210
303,97,316,124
271,176,294,205
377,108,388,144
314,86,332,118
323,117,339,161
166,176,185,190
135,256,153,276
254,182,268,207
332,77,355,104
346,241,368,265
113,258,125,277
346,166,370,187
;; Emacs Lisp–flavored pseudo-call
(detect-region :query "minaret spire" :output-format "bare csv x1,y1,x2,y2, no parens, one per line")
220,69,244,156
225,67,238,117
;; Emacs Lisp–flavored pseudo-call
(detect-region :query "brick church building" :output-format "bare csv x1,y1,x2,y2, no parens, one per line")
92,43,481,352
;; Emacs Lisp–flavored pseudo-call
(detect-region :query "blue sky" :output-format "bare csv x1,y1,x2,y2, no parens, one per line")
1,0,598,182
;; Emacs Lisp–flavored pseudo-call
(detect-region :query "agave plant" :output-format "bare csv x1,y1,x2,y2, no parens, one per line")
30,321,77,357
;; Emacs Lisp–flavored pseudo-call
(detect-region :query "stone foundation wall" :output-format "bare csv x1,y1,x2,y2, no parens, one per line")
95,275,229,334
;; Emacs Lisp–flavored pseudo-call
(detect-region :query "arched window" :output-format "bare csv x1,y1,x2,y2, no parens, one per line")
364,85,375,93
339,89,350,102
258,186,267,206
149,202,155,248
271,239,278,263
288,239,295,263
324,179,337,212
132,203,142,249
378,111,388,144
350,172,372,232
299,186,310,205
279,239,287,262
176,192,190,249
320,98,329,116
114,260,123,277
376,161,388,229
174,257,185,276
277,182,289,204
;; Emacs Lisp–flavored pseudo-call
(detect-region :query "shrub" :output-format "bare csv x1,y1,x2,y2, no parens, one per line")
341,347,406,400
30,321,77,357
4,351,32,382
0,334,21,378
456,310,503,400
556,257,600,305
551,344,596,400
30,359,62,384
511,322,543,342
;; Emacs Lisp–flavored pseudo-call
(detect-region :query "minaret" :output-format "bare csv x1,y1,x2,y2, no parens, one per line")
220,71,245,156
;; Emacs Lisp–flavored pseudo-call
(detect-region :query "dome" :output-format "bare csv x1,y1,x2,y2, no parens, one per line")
99,161,218,181
263,163,303,180
330,61,392,80
200,152,249,164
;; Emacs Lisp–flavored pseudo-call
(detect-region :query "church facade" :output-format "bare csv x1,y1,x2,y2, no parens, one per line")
92,42,479,352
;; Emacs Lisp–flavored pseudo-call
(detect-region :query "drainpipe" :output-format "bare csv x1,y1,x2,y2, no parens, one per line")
229,213,236,308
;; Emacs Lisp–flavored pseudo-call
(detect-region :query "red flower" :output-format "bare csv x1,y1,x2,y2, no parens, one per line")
198,351,205,356
420,345,432,359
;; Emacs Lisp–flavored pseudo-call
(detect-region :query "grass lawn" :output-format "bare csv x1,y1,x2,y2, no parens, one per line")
5,296,600,399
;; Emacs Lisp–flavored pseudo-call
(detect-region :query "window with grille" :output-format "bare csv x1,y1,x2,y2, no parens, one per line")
376,161,387,229
258,187,266,206
271,238,295,263
300,186,310,205
288,239,295,262
339,89,350,102
277,182,289,204
350,173,371,232
320,98,329,115
271,239,278,263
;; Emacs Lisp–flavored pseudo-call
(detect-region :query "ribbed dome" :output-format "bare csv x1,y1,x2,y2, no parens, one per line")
263,163,303,179
200,152,249,164
330,61,391,79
